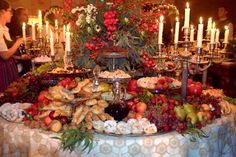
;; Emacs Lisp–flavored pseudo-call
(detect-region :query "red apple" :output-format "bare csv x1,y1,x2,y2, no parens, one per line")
37,90,48,103
59,116,69,124
50,120,62,132
127,80,142,92
204,110,213,121
44,116,53,126
136,102,147,113
49,111,57,120
127,111,136,119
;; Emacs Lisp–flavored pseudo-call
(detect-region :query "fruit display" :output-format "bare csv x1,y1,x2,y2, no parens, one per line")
136,76,181,90
0,74,234,153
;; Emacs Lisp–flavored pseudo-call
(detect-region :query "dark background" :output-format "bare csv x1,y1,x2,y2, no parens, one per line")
175,0,236,33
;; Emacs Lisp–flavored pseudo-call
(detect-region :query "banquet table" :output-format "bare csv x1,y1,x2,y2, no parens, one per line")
0,105,236,157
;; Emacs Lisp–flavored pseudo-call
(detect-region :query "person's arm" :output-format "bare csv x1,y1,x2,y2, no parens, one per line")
228,23,234,41
0,38,24,60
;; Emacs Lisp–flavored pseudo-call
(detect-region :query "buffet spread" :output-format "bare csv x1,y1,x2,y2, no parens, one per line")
1,0,236,156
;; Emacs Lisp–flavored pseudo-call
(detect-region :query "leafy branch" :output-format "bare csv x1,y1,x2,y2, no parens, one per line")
181,128,208,142
52,123,94,153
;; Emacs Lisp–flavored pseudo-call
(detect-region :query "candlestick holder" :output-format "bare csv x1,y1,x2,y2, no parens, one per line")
64,51,73,70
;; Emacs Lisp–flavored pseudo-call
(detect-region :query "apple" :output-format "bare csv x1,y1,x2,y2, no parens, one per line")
197,112,208,125
50,120,62,132
174,106,186,121
136,102,147,113
134,113,143,120
49,111,57,120
127,111,136,119
183,103,195,114
201,104,211,111
186,112,198,126
37,90,48,102
43,116,53,126
127,80,138,91
204,110,213,121
59,116,69,124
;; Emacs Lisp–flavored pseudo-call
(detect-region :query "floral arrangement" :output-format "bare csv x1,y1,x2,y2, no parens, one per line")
62,0,179,69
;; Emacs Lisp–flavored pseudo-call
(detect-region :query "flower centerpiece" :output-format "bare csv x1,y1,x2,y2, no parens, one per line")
63,0,179,69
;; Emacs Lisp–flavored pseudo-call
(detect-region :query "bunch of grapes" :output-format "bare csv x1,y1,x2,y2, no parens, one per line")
146,94,181,133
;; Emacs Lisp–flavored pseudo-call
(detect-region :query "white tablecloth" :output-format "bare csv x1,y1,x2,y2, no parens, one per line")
0,105,236,157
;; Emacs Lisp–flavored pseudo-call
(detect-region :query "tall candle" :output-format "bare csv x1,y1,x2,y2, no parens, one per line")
224,26,229,43
50,29,54,56
38,10,42,30
63,25,66,42
207,17,212,31
22,22,26,42
174,17,180,44
210,22,215,44
190,25,194,42
197,17,203,48
158,16,164,44
65,24,71,52
55,20,59,41
184,2,190,28
55,19,58,29
32,23,36,41
45,21,49,36
215,29,220,43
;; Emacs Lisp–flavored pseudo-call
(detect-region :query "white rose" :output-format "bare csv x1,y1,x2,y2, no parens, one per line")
71,7,79,14
124,17,129,23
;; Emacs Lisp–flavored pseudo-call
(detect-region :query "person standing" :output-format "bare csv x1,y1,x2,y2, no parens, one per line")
216,6,234,41
7,7,31,76
0,0,28,92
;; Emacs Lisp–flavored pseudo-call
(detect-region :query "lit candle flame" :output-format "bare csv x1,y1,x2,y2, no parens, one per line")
199,17,203,24
176,17,179,22
186,2,189,8
160,16,164,22
225,26,228,30
191,25,194,29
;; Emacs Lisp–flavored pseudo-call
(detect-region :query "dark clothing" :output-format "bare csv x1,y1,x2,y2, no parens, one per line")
0,36,19,93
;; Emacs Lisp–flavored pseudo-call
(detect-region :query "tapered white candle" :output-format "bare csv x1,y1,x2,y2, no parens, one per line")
207,17,212,31
184,2,190,28
158,16,164,44
38,10,42,30
45,21,49,36
210,22,215,44
224,26,229,43
190,25,194,42
174,17,180,44
50,29,54,56
65,24,71,52
197,17,204,48
55,20,59,41
215,29,220,43
63,25,66,42
22,22,26,42
32,23,36,41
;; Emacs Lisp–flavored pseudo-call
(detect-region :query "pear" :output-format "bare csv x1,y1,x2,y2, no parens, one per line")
174,106,186,121
183,103,195,114
186,112,198,126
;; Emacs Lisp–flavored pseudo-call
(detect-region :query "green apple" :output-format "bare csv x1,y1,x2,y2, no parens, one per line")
183,103,196,114
186,112,198,126
174,106,186,121
197,111,208,125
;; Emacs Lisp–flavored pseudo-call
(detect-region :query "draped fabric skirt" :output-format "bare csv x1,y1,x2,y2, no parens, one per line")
0,58,19,92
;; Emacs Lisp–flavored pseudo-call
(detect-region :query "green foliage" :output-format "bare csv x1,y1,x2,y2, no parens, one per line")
52,123,94,153
181,128,208,142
